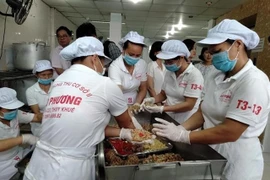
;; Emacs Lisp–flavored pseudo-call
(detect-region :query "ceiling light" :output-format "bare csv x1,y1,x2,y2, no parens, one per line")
89,20,125,25
205,1,212,6
169,26,176,35
165,32,170,39
130,0,142,4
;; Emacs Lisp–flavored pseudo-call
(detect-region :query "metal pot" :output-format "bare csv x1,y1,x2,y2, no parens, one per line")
12,41,50,70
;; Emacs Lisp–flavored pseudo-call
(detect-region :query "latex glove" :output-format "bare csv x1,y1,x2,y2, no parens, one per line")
132,103,141,114
22,134,39,145
140,97,155,111
131,116,143,129
119,128,132,141
152,118,190,144
144,105,164,113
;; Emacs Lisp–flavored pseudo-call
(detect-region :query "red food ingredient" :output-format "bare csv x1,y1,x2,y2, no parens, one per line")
109,139,134,155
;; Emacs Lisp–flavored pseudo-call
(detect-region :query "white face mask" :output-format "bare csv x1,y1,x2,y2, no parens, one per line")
94,58,105,76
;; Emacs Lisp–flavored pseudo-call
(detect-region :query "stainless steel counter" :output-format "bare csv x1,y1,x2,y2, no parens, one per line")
97,112,227,180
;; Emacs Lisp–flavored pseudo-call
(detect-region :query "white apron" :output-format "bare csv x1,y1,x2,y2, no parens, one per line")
211,137,263,180
0,147,25,180
123,91,137,105
24,140,96,180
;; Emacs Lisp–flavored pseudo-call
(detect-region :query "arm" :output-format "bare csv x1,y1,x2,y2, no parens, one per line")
0,137,22,152
18,110,42,123
190,118,248,144
115,110,135,129
147,75,157,97
135,81,147,104
54,68,64,75
105,110,135,137
31,113,43,122
29,104,41,114
163,97,197,113
105,126,121,137
181,105,205,130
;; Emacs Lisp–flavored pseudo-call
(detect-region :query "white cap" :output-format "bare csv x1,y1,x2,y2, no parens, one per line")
60,37,112,65
119,31,146,47
32,60,53,74
0,87,24,109
156,40,190,60
197,19,260,50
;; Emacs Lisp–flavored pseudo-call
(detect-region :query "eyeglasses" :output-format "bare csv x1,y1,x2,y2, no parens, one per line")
57,35,69,39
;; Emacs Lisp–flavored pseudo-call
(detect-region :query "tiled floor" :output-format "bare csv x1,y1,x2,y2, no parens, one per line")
263,153,270,180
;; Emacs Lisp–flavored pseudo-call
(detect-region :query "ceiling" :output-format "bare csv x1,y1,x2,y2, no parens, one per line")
42,0,250,41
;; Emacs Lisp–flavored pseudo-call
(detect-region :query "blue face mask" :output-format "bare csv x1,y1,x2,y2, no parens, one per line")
212,43,239,73
38,78,53,85
0,110,18,121
123,54,140,66
164,60,181,72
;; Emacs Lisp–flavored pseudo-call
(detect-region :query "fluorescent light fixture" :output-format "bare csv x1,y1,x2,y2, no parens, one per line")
169,26,176,35
130,0,142,4
165,32,170,39
89,20,125,25
186,35,206,39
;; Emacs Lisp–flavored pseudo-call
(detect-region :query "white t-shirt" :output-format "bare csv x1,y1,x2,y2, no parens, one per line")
162,63,204,123
50,46,71,78
202,60,270,138
0,111,33,179
108,55,147,104
194,62,221,99
40,64,128,148
0,111,33,159
147,61,167,94
26,82,52,137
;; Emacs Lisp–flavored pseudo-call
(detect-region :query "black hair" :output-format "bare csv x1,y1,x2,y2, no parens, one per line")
56,26,72,37
76,23,97,39
171,56,188,62
199,47,208,61
103,40,111,58
149,41,163,61
123,40,145,50
225,39,248,53
71,56,88,65
268,36,270,43
183,39,196,51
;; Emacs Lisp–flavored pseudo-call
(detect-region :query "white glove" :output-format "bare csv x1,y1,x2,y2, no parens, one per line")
119,128,132,141
144,105,164,113
132,103,141,114
131,116,143,129
22,134,39,145
140,97,155,111
152,118,190,144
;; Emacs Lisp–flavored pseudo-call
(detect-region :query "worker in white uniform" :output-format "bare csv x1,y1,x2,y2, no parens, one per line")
195,47,221,99
142,40,204,124
50,26,72,78
152,19,270,180
0,87,41,180
108,31,147,112
26,60,53,137
147,41,166,102
23,37,142,180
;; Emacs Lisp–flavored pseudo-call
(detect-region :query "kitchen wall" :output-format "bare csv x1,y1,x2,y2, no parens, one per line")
216,0,270,152
216,0,270,76
0,0,77,71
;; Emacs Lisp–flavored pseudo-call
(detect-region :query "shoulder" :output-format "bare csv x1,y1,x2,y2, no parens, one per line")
26,82,38,93
110,55,122,66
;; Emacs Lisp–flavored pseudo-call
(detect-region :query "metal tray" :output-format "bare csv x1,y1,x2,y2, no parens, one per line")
107,137,173,158
15,150,33,174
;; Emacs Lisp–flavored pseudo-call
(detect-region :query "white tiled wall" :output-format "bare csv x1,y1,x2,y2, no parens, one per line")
0,0,77,71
